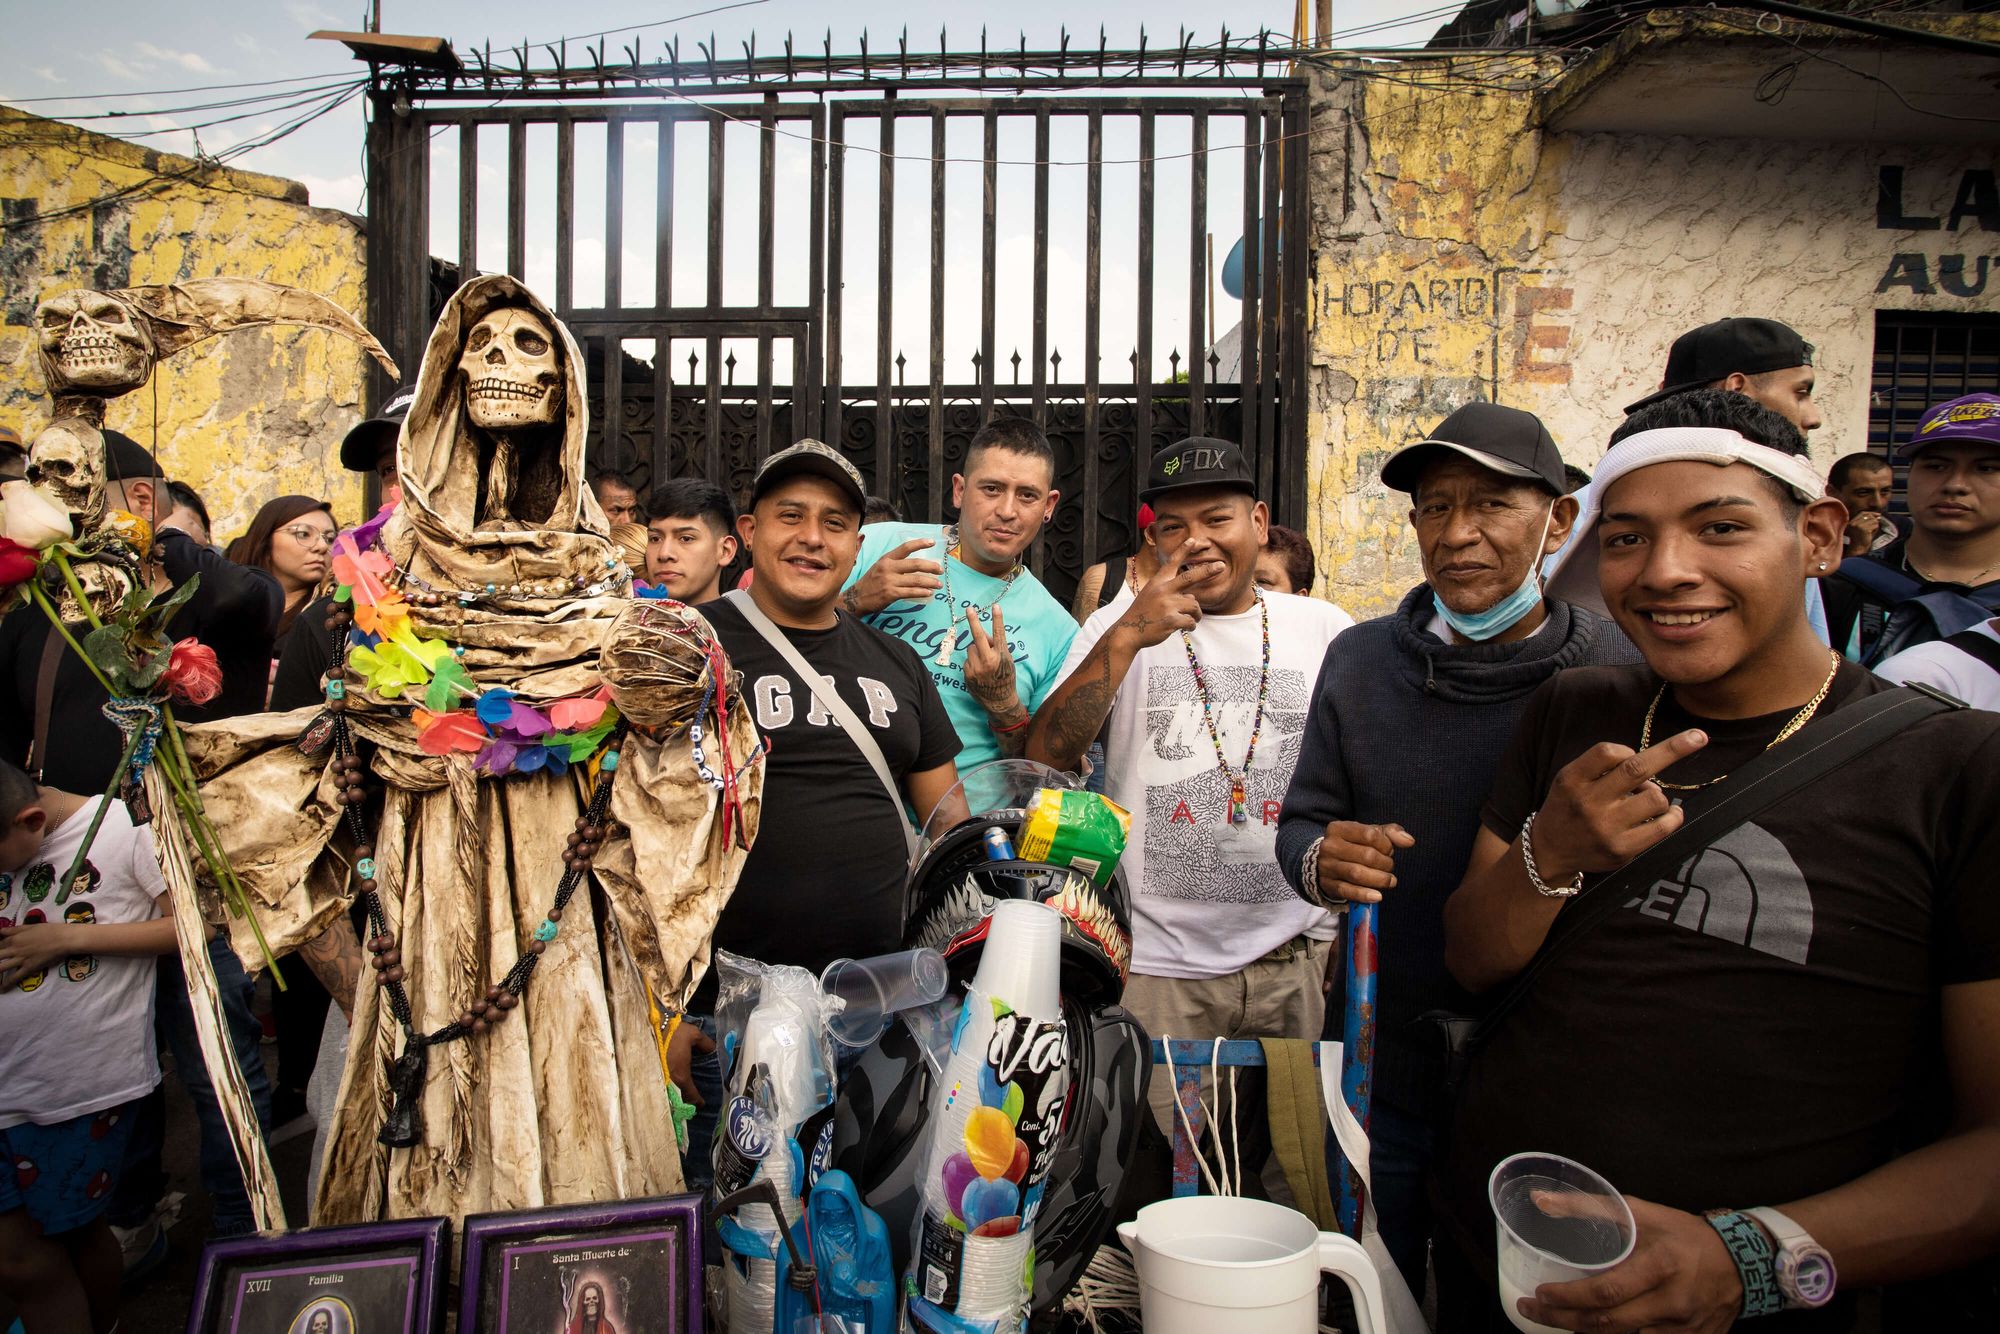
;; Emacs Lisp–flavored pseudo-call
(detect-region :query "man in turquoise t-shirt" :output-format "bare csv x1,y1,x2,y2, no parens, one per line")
841,419,1078,774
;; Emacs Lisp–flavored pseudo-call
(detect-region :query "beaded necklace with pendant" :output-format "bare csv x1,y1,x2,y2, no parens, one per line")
1179,588,1270,825
934,523,1023,669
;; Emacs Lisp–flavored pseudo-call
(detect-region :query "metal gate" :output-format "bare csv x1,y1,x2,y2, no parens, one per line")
363,36,1310,603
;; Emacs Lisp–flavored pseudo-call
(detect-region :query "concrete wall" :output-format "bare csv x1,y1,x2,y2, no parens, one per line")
0,106,372,542
1305,56,1999,617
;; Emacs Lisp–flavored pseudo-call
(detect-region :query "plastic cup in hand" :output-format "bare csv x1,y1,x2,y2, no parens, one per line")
1488,1152,1636,1334
820,948,950,1048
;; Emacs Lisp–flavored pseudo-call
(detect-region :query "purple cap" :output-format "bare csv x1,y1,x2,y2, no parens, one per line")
1903,393,2000,457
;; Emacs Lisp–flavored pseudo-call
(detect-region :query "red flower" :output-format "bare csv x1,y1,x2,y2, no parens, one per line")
161,638,223,706
0,537,36,590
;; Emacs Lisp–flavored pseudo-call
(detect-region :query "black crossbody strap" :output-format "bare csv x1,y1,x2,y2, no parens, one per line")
1943,627,2000,677
1469,685,1959,1051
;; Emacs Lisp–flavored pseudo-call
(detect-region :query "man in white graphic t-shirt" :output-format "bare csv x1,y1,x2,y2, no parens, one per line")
1028,438,1354,1130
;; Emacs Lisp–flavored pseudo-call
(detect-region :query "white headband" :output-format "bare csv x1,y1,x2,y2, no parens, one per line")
1546,427,1827,617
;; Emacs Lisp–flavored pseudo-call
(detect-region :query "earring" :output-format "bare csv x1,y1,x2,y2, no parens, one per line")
1818,561,1829,571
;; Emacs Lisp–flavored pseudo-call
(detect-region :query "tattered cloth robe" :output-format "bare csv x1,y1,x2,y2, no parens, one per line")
182,276,762,1224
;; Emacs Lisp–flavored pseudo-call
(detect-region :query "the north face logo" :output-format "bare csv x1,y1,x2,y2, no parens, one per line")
1624,822,1814,964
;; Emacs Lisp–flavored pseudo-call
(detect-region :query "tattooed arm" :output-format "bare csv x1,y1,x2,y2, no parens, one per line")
1025,555,1219,770
296,916,365,1024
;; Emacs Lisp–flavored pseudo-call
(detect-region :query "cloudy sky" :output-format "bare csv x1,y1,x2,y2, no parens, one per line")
4,1,1458,381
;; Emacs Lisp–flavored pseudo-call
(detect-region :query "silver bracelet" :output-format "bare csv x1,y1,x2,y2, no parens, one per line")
1520,811,1584,898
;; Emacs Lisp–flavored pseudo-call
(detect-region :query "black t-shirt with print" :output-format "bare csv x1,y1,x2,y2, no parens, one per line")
1435,662,2000,1325
692,599,960,1012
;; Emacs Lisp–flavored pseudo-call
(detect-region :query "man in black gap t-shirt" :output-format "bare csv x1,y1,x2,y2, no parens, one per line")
1434,394,2000,1332
671,440,961,1187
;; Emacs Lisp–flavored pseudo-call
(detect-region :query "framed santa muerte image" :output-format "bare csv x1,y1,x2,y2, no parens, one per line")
185,1216,450,1334
459,1194,703,1334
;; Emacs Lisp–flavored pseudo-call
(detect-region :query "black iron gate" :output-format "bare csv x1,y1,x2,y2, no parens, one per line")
364,36,1310,603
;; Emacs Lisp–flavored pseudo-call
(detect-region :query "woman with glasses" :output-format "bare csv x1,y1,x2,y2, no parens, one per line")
224,496,340,688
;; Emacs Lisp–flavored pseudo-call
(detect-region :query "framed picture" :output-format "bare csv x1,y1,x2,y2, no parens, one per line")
186,1216,451,1334
459,1194,704,1334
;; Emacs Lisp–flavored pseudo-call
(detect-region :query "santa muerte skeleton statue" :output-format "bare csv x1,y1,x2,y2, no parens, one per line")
28,273,764,1228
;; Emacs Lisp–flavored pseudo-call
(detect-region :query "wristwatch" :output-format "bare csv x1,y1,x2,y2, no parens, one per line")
1746,1207,1838,1309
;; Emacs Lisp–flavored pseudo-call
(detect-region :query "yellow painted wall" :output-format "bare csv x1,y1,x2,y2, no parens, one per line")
0,106,372,542
1307,43,2000,618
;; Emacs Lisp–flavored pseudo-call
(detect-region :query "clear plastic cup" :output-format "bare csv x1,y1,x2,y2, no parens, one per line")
819,948,950,1048
1488,1152,1636,1334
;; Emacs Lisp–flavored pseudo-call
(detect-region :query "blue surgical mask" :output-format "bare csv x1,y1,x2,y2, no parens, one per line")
1435,504,1556,642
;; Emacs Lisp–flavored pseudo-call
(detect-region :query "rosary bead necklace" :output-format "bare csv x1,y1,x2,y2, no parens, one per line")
1179,588,1270,825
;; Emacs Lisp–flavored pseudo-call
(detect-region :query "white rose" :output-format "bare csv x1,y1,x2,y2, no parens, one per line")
0,480,76,550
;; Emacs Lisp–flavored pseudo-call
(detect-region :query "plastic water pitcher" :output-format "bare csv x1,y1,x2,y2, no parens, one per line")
1116,1196,1386,1334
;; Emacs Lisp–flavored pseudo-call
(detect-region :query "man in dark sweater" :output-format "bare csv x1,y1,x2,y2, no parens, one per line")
1276,402,1637,1296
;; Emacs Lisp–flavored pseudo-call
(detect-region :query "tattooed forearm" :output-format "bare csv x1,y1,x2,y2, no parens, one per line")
1025,647,1120,771
298,916,364,1023
840,587,866,617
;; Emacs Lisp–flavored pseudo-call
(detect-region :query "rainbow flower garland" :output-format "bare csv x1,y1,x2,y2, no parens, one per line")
330,521,619,777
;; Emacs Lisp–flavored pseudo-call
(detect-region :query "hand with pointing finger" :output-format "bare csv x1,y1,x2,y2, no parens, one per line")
842,536,944,616
1528,729,1709,884
1111,543,1227,652
1315,821,1417,905
962,602,1022,718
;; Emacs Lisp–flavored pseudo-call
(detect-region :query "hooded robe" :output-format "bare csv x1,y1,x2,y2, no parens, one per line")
182,276,761,1224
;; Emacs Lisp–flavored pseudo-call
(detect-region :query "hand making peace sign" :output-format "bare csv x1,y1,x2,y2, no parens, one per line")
962,601,1020,714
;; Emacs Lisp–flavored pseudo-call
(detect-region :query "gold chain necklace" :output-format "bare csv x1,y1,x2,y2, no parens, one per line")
1639,650,1842,792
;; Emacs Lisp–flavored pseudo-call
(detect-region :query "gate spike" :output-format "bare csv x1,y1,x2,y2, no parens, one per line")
1050,347,1063,376
899,25,909,78
1169,348,1181,378
784,31,794,80
1099,26,1108,77
725,349,738,384
895,351,907,386
859,30,869,80
741,34,755,73
1010,349,1022,385
688,348,700,379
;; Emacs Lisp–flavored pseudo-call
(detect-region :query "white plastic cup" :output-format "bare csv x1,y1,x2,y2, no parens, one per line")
1488,1152,1637,1334
966,899,1061,1018
820,948,949,1048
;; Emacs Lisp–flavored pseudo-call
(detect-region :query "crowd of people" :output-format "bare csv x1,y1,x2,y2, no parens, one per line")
2,307,1999,1334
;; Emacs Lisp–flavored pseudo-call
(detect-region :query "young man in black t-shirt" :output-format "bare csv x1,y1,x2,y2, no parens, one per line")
1435,392,2000,1332
671,439,961,1187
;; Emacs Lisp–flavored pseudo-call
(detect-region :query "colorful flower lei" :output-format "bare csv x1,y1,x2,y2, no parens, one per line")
330,521,620,778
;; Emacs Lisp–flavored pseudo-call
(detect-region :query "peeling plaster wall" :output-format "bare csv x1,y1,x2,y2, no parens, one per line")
1,106,371,542
1307,61,2000,618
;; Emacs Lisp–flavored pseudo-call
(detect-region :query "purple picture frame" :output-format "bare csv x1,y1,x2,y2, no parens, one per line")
458,1193,704,1334
186,1216,450,1334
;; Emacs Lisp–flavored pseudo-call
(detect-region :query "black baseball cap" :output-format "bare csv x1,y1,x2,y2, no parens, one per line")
750,438,867,515
102,429,164,484
1623,318,1812,415
1380,402,1565,496
1140,436,1257,503
339,384,418,472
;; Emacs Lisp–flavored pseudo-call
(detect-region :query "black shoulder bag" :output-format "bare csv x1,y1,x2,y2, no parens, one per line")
1427,684,1963,1101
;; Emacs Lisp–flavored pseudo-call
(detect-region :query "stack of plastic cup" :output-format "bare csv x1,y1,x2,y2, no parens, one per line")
907,900,1067,1329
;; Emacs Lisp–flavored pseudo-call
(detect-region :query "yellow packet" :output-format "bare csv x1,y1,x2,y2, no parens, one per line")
1015,788,1131,886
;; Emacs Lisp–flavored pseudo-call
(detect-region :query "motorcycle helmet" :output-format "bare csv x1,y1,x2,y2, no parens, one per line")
831,760,1151,1313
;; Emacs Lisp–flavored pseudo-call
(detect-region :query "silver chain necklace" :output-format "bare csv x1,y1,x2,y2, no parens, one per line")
934,523,1023,668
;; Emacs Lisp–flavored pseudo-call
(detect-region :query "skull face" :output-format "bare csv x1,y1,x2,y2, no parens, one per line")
27,419,107,529
458,308,561,430
36,291,152,394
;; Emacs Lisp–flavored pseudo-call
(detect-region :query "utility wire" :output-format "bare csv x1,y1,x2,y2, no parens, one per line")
7,69,359,105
